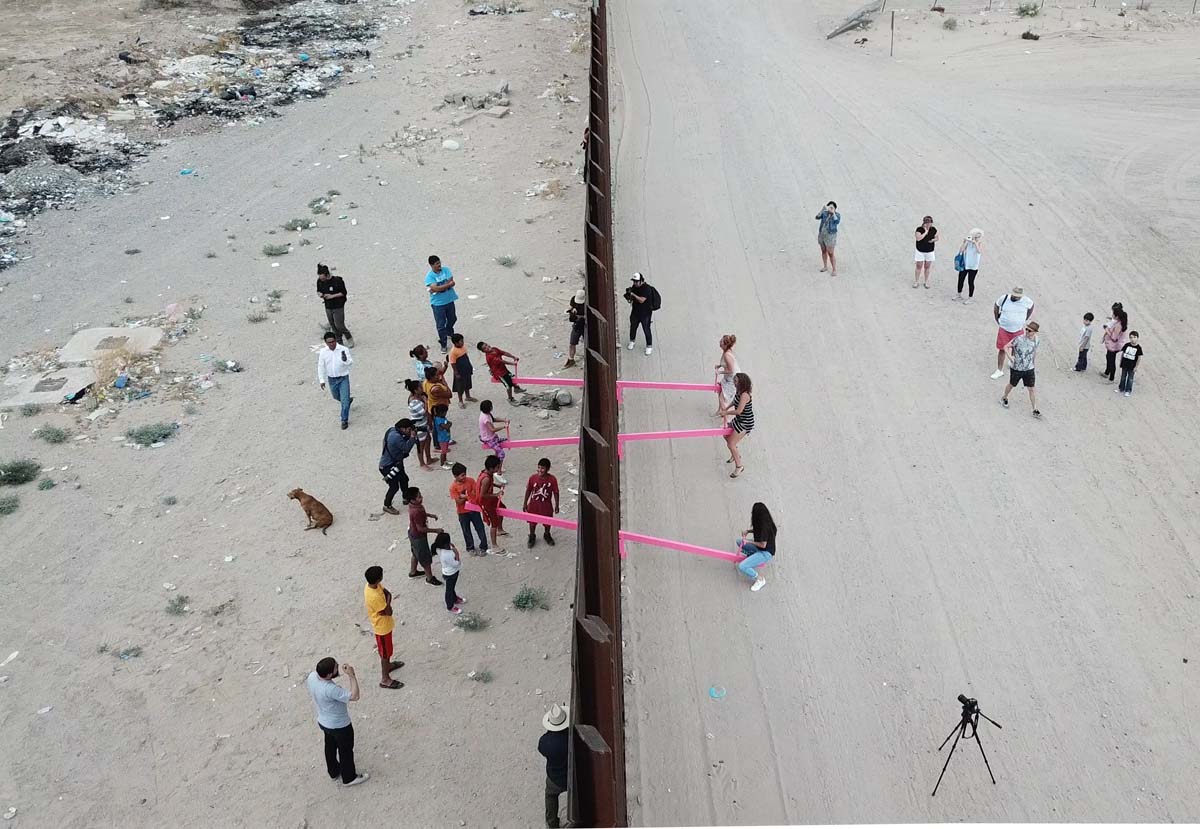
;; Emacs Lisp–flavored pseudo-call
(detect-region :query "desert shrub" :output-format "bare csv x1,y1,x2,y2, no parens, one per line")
0,459,40,486
0,494,18,515
247,311,269,323
512,584,550,611
38,478,56,490
469,669,494,683
1017,2,1040,16
126,422,177,446
19,403,40,417
943,17,958,29
283,218,316,231
495,255,518,267
454,611,489,631
165,595,190,615
262,243,290,256
34,426,69,444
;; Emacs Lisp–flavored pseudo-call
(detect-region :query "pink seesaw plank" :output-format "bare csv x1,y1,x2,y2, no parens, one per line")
618,530,742,563
465,502,579,531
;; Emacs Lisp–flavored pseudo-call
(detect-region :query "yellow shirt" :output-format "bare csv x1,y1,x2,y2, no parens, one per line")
364,584,394,635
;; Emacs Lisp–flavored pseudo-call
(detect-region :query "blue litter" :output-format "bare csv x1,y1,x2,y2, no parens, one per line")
298,53,310,62
179,168,194,176
708,685,727,700
114,373,129,389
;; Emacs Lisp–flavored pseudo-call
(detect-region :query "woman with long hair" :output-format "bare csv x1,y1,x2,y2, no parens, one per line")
714,372,754,478
735,502,777,592
714,334,740,406
1101,302,1129,382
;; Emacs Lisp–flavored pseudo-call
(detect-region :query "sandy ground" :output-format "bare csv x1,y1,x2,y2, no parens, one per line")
612,0,1200,824
0,1,592,826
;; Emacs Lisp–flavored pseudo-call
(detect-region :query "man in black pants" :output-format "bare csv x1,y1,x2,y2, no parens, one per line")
379,419,418,515
306,656,368,787
624,271,659,356
538,703,570,828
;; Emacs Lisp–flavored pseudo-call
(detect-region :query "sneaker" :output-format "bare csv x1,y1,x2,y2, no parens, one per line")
455,596,466,605
1123,392,1131,397
448,606,463,615
1115,387,1122,393
644,347,653,356
527,534,536,548
341,422,349,430
1032,409,1042,418
490,547,506,555
750,577,767,592
990,370,1004,380
440,463,453,470
344,774,369,787
543,532,556,546
382,505,400,515
627,342,635,350
1001,398,1009,408
426,576,443,587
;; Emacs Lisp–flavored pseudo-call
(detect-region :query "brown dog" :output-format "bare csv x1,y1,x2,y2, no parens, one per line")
287,488,333,535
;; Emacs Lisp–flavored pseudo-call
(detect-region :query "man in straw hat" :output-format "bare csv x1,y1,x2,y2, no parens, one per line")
992,286,1035,379
538,703,570,827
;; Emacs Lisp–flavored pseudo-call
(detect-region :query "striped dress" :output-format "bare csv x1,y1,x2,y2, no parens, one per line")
408,396,428,439
732,393,755,434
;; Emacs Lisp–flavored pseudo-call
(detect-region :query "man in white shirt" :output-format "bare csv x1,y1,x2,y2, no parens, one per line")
306,657,368,787
317,331,354,429
991,286,1035,379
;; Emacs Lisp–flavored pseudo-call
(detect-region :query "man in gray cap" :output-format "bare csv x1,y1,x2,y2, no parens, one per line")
538,703,570,827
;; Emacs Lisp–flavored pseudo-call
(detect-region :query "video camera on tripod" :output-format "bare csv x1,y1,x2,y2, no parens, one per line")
931,693,1003,796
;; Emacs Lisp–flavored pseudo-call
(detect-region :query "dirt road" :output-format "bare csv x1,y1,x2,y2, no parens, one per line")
611,0,1200,823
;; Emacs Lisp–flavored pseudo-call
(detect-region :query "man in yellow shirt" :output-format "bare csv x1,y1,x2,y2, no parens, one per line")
364,566,404,689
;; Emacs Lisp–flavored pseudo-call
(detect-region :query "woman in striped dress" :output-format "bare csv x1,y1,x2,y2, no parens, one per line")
714,372,754,478
404,379,434,470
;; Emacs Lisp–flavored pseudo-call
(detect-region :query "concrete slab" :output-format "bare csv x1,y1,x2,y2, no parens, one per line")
58,327,163,365
0,367,97,410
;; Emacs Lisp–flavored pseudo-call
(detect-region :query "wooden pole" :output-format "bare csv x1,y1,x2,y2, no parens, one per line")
890,10,895,56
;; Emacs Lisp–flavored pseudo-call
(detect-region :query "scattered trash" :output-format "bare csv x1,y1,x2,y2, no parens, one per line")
0,652,17,668
163,583,177,591
3,807,15,820
179,169,194,176
37,706,53,715
441,139,461,151
708,685,727,700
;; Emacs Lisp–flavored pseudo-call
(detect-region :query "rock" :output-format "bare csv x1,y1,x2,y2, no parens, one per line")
441,139,461,151
482,106,510,119
536,410,551,420
555,390,573,406
495,80,510,94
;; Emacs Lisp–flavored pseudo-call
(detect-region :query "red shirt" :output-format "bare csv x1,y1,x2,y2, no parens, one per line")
478,470,499,503
449,477,480,515
485,349,509,380
524,473,559,516
407,502,427,539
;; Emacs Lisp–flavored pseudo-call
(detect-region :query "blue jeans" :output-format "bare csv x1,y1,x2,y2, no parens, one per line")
327,375,351,424
736,540,772,581
1118,366,1135,393
1074,349,1087,371
431,302,457,350
458,512,488,552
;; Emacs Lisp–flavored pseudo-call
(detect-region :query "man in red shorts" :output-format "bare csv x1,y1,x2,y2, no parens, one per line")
363,566,404,689
478,455,508,555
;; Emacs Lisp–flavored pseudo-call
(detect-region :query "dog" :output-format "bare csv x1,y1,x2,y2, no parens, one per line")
287,488,334,535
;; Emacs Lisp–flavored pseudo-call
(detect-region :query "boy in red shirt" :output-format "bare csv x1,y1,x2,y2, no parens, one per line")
477,455,508,554
523,457,560,548
477,341,525,401
449,462,489,555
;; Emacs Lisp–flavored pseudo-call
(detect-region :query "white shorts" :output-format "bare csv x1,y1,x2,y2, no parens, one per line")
914,250,936,263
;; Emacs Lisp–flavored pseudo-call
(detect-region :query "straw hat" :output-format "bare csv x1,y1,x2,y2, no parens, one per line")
543,703,569,732
1011,286,1024,297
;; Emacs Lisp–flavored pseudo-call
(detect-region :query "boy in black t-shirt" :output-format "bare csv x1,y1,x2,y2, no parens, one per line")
1117,331,1143,397
317,263,354,347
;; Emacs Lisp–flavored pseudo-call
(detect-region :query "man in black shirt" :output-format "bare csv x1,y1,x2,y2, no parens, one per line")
537,703,570,828
624,271,658,356
317,263,354,347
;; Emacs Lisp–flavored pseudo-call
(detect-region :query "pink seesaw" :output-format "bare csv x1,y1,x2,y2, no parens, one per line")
465,503,741,563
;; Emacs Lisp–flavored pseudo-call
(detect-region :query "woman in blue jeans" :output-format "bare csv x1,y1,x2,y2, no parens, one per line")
735,502,777,593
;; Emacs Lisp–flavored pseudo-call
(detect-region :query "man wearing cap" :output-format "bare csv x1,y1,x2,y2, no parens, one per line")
564,289,586,369
624,272,658,356
538,703,570,828
992,286,1035,379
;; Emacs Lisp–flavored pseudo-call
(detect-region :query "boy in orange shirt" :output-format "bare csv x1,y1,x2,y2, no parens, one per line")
449,462,489,556
363,566,404,689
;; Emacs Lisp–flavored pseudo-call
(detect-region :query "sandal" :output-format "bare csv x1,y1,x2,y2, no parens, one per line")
912,282,919,288
729,466,744,478
379,680,404,689
408,570,426,579
388,661,405,671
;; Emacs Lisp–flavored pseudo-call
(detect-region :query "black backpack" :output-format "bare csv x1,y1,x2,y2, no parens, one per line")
649,286,662,312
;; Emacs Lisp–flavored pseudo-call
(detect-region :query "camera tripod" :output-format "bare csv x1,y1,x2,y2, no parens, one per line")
931,694,1002,797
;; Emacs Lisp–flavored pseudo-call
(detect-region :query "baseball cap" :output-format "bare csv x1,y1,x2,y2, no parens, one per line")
631,272,644,283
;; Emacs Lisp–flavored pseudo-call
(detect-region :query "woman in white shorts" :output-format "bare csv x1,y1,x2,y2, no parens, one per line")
913,215,938,289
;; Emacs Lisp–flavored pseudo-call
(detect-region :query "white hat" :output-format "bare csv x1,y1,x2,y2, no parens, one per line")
574,288,586,304
542,703,569,732
630,272,644,283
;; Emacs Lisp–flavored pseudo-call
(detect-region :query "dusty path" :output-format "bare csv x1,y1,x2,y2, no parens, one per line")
611,0,1200,824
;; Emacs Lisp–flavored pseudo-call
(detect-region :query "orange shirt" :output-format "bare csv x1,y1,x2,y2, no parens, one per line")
449,477,480,515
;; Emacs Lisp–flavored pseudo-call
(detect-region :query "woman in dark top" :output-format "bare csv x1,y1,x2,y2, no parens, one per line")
317,263,354,347
735,502,777,592
913,215,938,289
